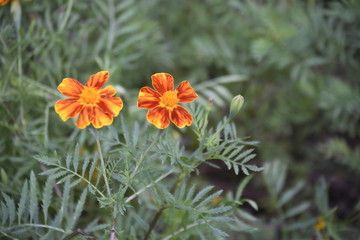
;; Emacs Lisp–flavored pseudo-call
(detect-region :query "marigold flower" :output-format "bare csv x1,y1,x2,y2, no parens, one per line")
137,73,198,129
55,71,123,129
0,0,10,6
0,0,30,6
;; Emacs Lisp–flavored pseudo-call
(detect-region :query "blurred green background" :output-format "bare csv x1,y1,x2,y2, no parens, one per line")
1,0,359,239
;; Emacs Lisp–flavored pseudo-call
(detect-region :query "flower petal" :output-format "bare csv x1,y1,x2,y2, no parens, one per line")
100,85,117,97
137,87,161,109
146,106,171,129
85,71,109,90
57,78,84,98
170,105,192,128
151,73,174,95
97,97,123,116
91,106,114,128
176,81,198,103
76,106,93,129
54,99,84,121
0,0,10,6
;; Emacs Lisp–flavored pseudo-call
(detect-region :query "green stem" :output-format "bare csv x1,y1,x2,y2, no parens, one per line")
56,165,105,198
59,0,73,32
144,206,167,240
131,130,164,178
95,131,111,196
0,224,65,233
107,0,115,50
213,117,231,138
161,220,209,240
125,169,175,203
16,26,22,79
144,173,185,240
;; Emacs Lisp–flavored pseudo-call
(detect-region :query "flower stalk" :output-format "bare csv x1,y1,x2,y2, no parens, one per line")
95,131,111,196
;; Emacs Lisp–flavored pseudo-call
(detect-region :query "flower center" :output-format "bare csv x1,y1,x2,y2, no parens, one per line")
79,87,100,105
160,90,179,109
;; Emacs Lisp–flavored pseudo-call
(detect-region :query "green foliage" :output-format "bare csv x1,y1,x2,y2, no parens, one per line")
1,0,360,239
0,172,89,239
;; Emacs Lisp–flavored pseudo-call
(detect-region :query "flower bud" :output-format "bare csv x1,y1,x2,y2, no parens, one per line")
229,95,244,119
206,98,214,112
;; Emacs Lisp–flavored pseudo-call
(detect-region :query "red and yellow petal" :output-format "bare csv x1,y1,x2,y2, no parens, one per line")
85,71,109,90
170,105,192,128
151,73,174,95
91,106,114,128
146,106,171,129
176,81,198,103
97,97,123,116
55,99,84,121
100,85,117,97
76,106,93,129
138,86,161,109
57,78,84,98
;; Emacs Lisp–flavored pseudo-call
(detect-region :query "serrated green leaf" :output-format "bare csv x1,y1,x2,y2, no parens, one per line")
157,183,175,203
206,216,234,222
18,179,28,224
236,209,257,221
1,202,8,226
277,181,305,208
39,167,59,176
240,153,256,164
29,171,38,223
284,202,310,218
185,185,196,202
235,175,253,200
235,149,254,162
34,155,56,166
244,165,264,172
191,186,214,205
56,174,74,184
2,193,16,225
89,155,98,180
49,170,69,180
65,153,72,169
176,182,186,200
196,190,223,208
241,166,249,175
73,143,80,172
70,178,82,188
202,206,232,214
221,142,239,157
82,157,90,176
42,178,53,224
67,188,87,230
209,225,230,238
244,199,258,211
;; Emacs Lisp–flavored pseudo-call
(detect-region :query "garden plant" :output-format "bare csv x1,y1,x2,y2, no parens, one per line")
1,0,359,239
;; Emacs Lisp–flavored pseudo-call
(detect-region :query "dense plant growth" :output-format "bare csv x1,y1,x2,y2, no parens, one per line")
1,0,359,239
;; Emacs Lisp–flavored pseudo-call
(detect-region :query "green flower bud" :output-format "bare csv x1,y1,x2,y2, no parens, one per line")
229,95,244,119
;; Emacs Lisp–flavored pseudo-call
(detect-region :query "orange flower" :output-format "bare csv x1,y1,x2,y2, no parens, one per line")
0,0,30,6
137,73,198,129
55,71,123,129
0,0,10,6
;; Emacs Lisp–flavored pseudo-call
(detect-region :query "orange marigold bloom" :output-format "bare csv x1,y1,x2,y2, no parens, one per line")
137,73,198,129
55,71,123,129
0,0,10,6
0,0,30,6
